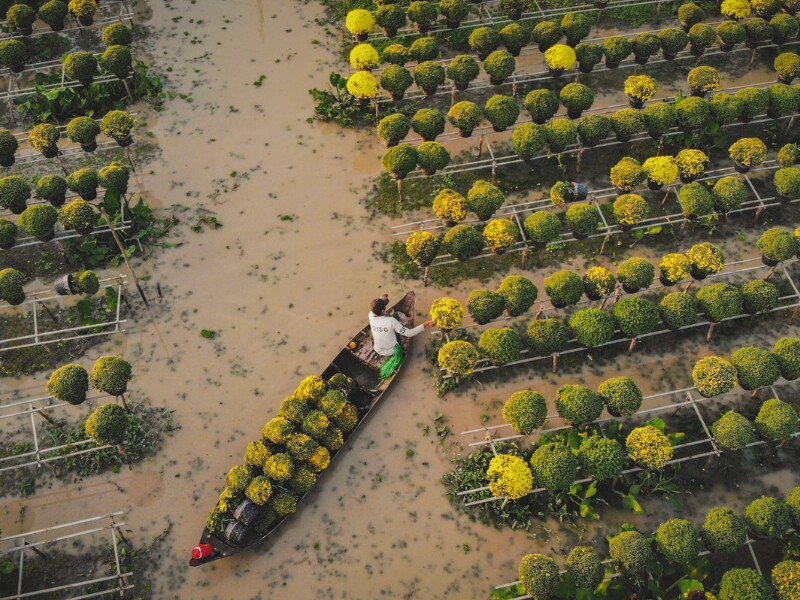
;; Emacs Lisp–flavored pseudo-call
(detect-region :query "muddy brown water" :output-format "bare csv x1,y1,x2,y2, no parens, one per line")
1,1,800,598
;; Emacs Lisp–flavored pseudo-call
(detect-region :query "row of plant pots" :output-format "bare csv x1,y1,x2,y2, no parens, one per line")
3,0,119,35
0,266,100,305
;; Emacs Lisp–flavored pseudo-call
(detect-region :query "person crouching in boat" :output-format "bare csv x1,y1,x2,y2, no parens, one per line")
370,294,434,379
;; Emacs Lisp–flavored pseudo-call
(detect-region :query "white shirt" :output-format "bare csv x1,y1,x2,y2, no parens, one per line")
368,312,425,356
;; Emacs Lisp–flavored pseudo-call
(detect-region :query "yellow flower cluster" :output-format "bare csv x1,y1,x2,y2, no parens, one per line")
675,149,710,179
245,475,273,506
433,189,469,224
295,375,327,402
264,452,294,481
483,218,519,252
68,0,97,18
430,297,465,330
659,253,691,281
307,445,331,472
772,560,800,600
345,9,375,36
626,425,673,470
729,137,767,168
218,487,239,514
610,157,645,191
486,453,534,499
438,340,479,375
686,242,725,274
28,124,60,152
349,43,379,71
721,0,752,18
100,111,134,140
624,75,657,102
642,156,678,185
544,44,576,70
346,71,378,99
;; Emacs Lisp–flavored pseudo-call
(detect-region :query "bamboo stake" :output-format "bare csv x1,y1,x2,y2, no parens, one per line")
477,135,484,159
423,266,430,287
628,337,637,354
706,322,716,342
396,179,403,203
535,301,544,320
552,352,558,373
119,393,130,413
520,248,528,269
99,208,148,307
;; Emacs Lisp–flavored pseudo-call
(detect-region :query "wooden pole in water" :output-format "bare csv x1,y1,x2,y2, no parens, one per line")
706,322,716,342
396,179,403,203
684,279,695,292
520,248,528,269
535,301,544,320
765,264,778,280
119,393,131,413
477,135,484,159
451,86,456,107
552,352,558,373
628,337,637,354
423,266,430,287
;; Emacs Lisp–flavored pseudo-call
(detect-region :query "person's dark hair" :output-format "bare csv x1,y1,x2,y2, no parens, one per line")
371,298,388,315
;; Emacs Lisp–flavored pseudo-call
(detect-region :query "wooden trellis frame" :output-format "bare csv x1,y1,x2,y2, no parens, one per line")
0,513,133,600
0,274,127,353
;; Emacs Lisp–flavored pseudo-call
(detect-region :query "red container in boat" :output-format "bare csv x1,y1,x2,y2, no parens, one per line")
192,544,213,560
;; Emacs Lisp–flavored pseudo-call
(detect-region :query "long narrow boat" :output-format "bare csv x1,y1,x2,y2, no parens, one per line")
189,291,416,566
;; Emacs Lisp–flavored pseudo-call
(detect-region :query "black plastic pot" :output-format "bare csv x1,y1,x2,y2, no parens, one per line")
550,298,569,308
567,108,583,119
489,77,504,86
761,254,780,267
605,59,620,69
233,500,262,526
458,128,473,137
680,174,697,184
690,266,708,280
733,161,750,174
584,288,604,301
690,45,706,56
621,283,639,294
80,140,97,152
719,42,735,52
572,230,590,239
356,32,368,42
549,67,565,78
579,63,595,73
75,224,94,236
690,88,708,98
629,97,644,109
573,182,588,201
77,15,93,26
18,26,32,35
662,52,677,60
78,190,98,201
454,81,469,91
383,27,397,38
659,273,679,287
10,64,24,73
647,179,663,191
0,154,15,168
416,23,430,34
55,273,75,295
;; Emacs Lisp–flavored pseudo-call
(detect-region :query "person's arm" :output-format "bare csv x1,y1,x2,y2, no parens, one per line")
392,318,434,338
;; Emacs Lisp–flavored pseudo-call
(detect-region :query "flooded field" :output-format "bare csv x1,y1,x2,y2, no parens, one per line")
1,0,800,598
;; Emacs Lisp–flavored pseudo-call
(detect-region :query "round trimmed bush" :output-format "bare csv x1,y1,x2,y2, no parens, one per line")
679,183,714,220
687,242,725,278
566,546,604,589
696,283,742,322
776,52,800,84
483,49,515,82
616,257,654,293
676,96,711,130
569,308,614,347
410,108,445,142
769,83,800,117
613,297,659,338
468,26,501,57
609,530,653,575
755,398,798,440
717,20,747,48
575,42,603,71
502,390,547,434
679,2,706,26
47,364,89,405
702,506,747,553
416,141,449,175
544,270,582,307
741,279,779,314
632,32,661,60
625,74,658,103
736,87,770,119
758,228,797,262
576,114,612,146
746,496,791,538
752,0,782,17
409,37,438,63
659,292,697,329
778,143,800,167
773,337,800,380
0,219,16,249
100,111,134,141
65,168,98,200
532,20,562,49
467,180,504,221
59,199,95,234
676,149,710,181
610,157,645,192
74,271,99,295
484,94,520,131
555,384,604,424
413,61,445,95
523,211,561,245
511,122,545,158
561,12,593,45
598,376,642,416
84,403,127,445
565,203,600,237
0,175,30,213
375,4,406,35
278,396,309,424
497,275,537,316
446,54,479,87
380,65,413,99
787,487,800,527
719,569,774,600
64,51,97,85
500,22,531,55
102,45,132,78
529,442,578,490
467,289,504,325
550,181,574,206
244,475,272,506
578,436,624,480
487,453,533,499
0,268,25,305
0,128,18,164
642,102,677,136
523,89,559,124
603,35,632,65
444,224,483,261
731,346,780,391
693,356,737,397
439,0,470,25
771,13,800,43
244,440,270,468
405,231,439,267
687,66,720,94
381,144,417,179
519,554,560,599
710,93,744,125
478,327,521,364
744,17,775,44
711,411,756,451
286,432,319,461
438,340,479,375
655,519,698,566
525,318,570,355
610,108,644,140
626,425,672,469
430,297,464,330
38,1,68,30
659,27,689,56
262,417,294,444
730,137,768,168
18,204,58,241
0,39,27,71
712,176,748,212
102,23,132,46
98,162,129,194
583,266,616,299
270,490,298,516
408,0,438,29
90,356,132,396
544,118,578,152
447,100,482,135
772,560,800,600
775,168,800,200
483,218,518,253
560,82,593,114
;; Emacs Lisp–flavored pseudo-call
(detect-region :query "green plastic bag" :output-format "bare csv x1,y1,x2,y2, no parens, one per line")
379,344,405,380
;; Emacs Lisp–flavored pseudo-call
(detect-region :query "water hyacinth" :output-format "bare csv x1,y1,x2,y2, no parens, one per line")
486,453,533,499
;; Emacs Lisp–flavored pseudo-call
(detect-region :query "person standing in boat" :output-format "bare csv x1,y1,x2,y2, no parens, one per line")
370,294,433,378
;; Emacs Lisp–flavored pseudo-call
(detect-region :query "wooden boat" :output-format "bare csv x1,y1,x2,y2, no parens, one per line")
189,291,416,566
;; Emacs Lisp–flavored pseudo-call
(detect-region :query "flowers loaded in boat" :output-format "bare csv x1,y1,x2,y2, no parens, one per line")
206,373,359,536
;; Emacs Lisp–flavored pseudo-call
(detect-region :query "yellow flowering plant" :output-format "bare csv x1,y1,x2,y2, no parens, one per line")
483,218,519,253
28,123,60,153
430,297,465,330
729,137,767,168
772,560,800,600
486,453,534,499
610,157,645,191
692,356,737,397
626,424,673,470
345,71,378,99
349,43,379,71
438,340,479,375
624,75,657,102
721,0,752,18
345,9,375,36
642,156,678,185
307,445,331,472
432,188,468,224
675,149,710,179
686,241,725,275
659,253,691,282
99,111,134,140
544,44,576,71
612,193,649,226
